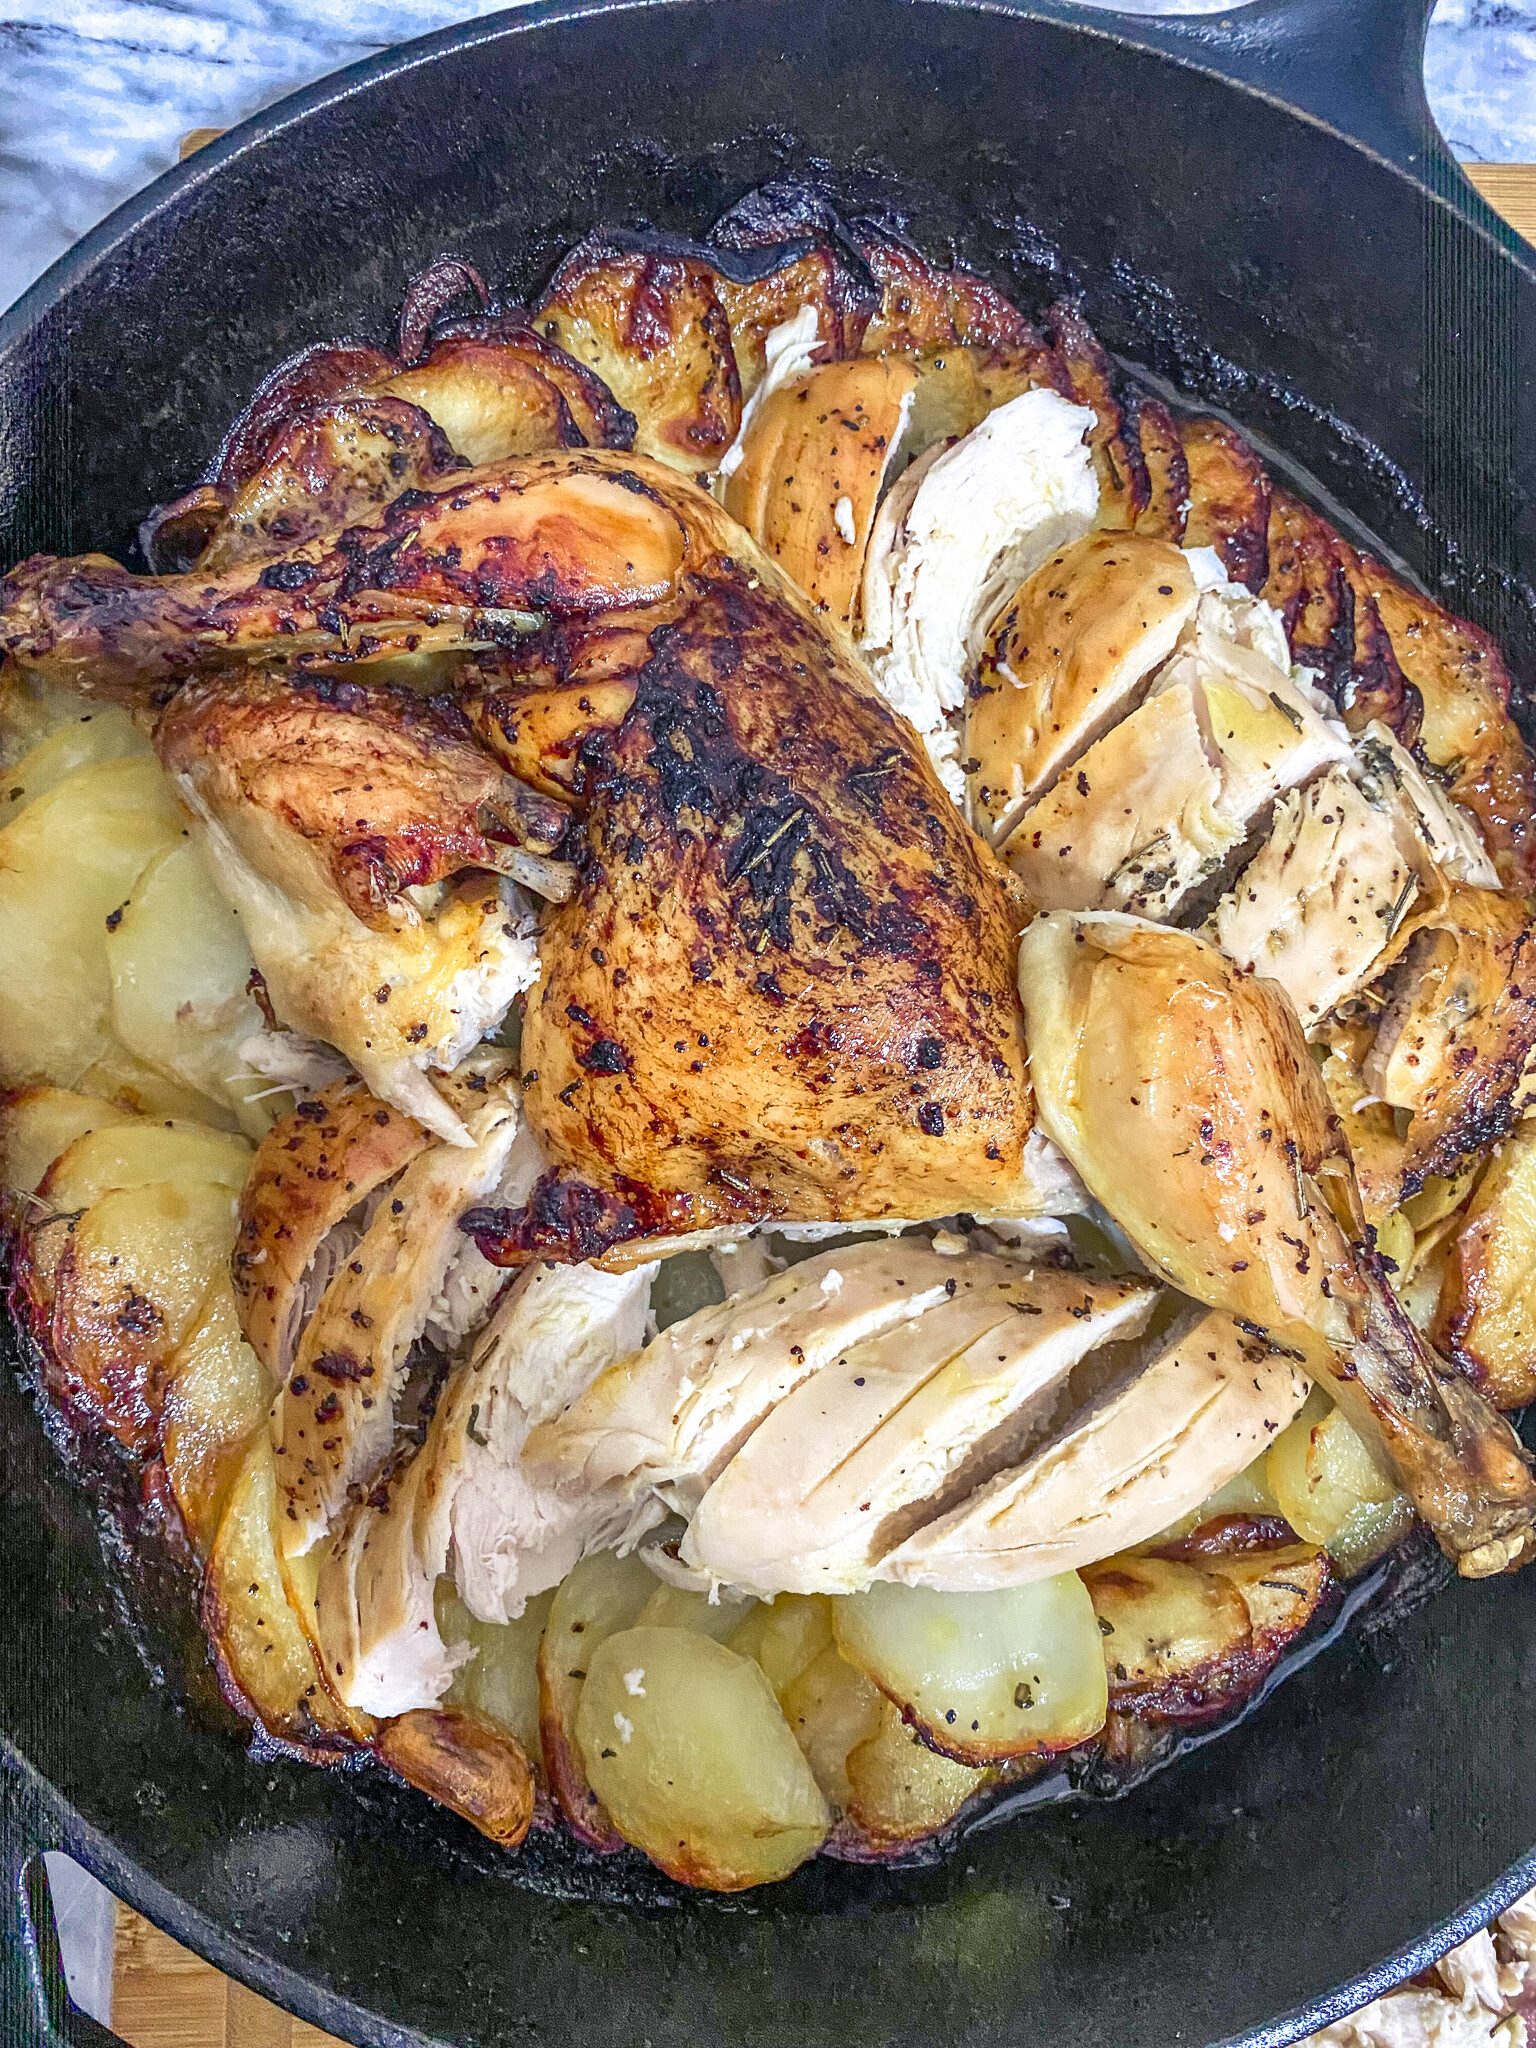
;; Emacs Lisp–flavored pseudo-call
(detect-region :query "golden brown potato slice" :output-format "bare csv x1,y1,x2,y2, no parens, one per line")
380,317,636,466
1360,556,1536,891
842,1702,988,1854
231,1081,429,1378
161,1276,272,1554
536,1548,657,1850
832,1576,1108,1765
1046,302,1188,541
1434,1123,1536,1408
714,247,874,396
574,1626,830,1888
1200,1544,1330,1665
15,1178,238,1457
41,1121,251,1210
0,757,183,1093
374,1706,534,1848
1179,417,1271,592
0,1085,139,1196
968,532,1197,843
534,243,741,471
1082,1554,1254,1717
203,1434,365,1751
723,356,916,629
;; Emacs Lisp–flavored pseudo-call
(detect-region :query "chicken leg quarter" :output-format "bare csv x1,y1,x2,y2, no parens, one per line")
1018,910,1536,1576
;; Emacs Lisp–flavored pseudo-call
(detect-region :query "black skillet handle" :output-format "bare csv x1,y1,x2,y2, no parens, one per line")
2,1765,124,2048
1052,0,1445,185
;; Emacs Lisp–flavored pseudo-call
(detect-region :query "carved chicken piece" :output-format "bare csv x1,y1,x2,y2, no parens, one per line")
270,1060,523,1558
1359,884,1536,1192
313,1258,653,1717
1019,910,1536,1575
967,532,1198,845
1178,417,1271,594
681,1270,1156,1596
881,1310,1309,1589
1360,558,1536,891
721,355,917,629
1262,490,1422,745
525,1241,1031,1512
231,1081,430,1378
858,386,1099,798
376,312,638,465
154,670,555,1137
1003,590,1349,919
1206,723,1499,1032
533,240,742,470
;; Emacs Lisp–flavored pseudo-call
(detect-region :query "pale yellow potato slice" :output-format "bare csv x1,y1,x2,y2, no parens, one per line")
0,757,183,1091
204,1434,366,1749
0,703,149,826
635,1582,756,1641
575,1627,830,1888
40,1120,252,1211
106,838,273,1137
79,1041,238,1127
729,1594,834,1704
0,1086,139,1195
441,1584,557,1762
779,1644,883,1811
1267,1390,1412,1574
832,1574,1107,1765
162,1275,272,1554
537,1548,658,1849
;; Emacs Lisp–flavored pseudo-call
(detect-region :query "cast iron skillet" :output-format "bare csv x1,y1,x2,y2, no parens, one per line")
3,2,1536,2043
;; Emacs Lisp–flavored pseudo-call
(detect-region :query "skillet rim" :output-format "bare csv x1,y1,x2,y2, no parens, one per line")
2,5,1535,2045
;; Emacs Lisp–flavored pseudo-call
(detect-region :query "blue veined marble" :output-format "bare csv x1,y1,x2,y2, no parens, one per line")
0,0,1531,316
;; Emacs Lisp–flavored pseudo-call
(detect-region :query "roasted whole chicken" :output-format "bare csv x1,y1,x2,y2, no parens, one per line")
5,181,1536,1890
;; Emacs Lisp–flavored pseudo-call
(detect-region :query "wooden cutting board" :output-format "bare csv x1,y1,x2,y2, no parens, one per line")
98,154,1535,2048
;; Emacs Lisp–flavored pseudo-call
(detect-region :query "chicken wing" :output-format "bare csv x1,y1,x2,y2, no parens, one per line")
1018,910,1536,1575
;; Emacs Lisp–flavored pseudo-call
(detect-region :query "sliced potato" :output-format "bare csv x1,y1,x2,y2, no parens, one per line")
0,757,183,1091
203,1434,364,1750
40,1120,252,1211
1202,1544,1330,1663
440,1583,556,1762
779,1643,884,1810
1434,1122,1536,1409
374,1706,534,1848
536,1548,657,1849
161,1276,272,1554
843,1702,988,1852
1082,1554,1252,1709
79,1040,238,1127
31,1178,239,1455
1267,1388,1413,1574
729,1594,833,1704
1,673,120,762
0,1086,139,1195
574,1626,830,1888
0,703,149,826
832,1576,1108,1766
636,1582,756,1641
106,838,273,1136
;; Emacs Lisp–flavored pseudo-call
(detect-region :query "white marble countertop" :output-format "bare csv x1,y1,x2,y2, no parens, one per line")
0,0,1532,318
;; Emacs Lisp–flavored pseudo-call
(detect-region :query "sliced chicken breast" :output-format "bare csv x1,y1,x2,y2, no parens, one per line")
879,1309,1309,1589
1004,588,1350,919
682,1271,1156,1595
313,1259,655,1718
270,1062,523,1558
858,386,1098,800
524,1240,1031,1511
967,533,1198,845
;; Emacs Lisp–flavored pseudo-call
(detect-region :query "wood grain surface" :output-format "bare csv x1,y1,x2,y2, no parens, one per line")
100,154,1535,2048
